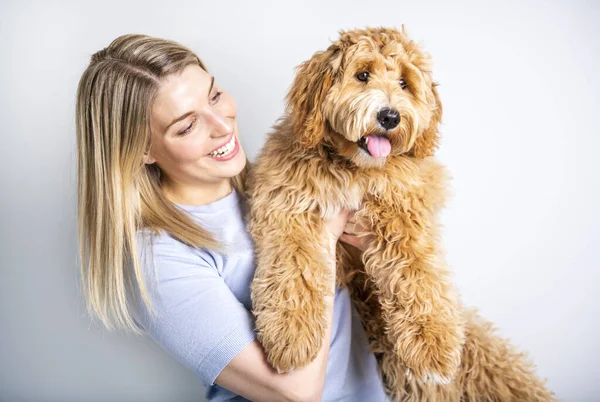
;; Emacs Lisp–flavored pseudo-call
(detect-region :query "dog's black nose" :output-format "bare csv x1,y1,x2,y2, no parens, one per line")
377,108,400,130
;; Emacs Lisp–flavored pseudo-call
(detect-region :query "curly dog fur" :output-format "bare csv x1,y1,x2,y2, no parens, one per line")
247,27,553,401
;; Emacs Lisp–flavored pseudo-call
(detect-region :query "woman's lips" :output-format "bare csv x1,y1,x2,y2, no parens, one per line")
206,134,239,161
207,132,235,154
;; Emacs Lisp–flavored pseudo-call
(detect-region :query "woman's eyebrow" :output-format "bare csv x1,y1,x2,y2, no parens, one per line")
164,76,216,133
208,75,215,96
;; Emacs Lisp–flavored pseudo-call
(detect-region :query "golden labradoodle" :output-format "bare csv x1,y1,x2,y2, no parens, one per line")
247,27,553,401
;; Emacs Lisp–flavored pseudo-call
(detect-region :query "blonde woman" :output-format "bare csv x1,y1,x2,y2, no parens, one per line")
76,34,389,402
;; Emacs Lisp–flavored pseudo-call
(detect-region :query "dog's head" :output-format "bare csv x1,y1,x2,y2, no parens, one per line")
286,27,442,168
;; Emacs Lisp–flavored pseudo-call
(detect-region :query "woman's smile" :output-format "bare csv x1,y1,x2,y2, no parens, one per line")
206,132,240,161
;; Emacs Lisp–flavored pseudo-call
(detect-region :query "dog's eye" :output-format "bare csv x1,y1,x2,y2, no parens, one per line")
399,78,408,89
356,72,370,82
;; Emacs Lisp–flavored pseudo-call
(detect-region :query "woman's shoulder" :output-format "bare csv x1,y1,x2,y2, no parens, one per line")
136,227,211,253
136,227,189,258
135,228,218,280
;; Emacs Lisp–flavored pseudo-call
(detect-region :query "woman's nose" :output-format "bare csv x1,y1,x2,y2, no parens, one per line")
205,109,233,136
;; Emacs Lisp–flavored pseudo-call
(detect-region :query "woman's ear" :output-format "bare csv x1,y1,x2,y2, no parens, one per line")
143,149,156,165
410,82,442,158
286,45,342,148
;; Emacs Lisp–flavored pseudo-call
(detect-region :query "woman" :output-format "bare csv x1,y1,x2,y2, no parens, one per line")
76,34,389,401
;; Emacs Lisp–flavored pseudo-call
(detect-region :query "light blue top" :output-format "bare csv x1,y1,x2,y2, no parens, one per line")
132,188,390,401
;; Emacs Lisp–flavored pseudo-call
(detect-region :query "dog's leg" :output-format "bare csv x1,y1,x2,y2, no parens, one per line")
395,309,555,402
339,242,461,401
248,210,334,373
338,242,411,401
359,160,465,384
445,309,555,402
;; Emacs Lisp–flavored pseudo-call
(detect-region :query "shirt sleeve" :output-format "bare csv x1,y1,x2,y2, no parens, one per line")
133,231,257,386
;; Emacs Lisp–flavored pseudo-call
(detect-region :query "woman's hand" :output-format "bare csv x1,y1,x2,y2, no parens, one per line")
339,210,368,251
325,209,368,252
324,209,353,242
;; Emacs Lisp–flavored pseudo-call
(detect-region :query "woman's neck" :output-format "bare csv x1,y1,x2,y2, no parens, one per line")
161,177,232,207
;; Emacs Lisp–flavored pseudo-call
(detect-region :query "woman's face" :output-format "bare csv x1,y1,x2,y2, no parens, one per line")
146,64,246,191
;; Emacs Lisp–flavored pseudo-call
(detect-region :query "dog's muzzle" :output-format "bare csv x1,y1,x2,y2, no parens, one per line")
355,108,400,158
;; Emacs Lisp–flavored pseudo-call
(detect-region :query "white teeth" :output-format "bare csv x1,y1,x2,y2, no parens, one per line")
365,137,369,145
208,135,236,157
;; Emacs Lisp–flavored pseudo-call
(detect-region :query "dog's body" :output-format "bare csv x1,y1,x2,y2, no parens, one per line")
247,27,553,401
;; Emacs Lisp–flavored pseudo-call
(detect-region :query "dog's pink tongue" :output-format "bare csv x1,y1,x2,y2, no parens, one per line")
366,135,391,158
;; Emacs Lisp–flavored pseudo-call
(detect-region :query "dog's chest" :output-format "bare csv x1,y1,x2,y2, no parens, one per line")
315,159,418,220
317,180,364,220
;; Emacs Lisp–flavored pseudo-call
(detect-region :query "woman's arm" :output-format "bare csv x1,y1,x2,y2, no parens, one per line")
215,235,338,402
216,295,334,402
135,211,351,402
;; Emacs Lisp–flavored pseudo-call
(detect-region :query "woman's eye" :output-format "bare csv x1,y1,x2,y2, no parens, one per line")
177,121,194,136
210,91,222,103
356,72,370,82
399,78,408,89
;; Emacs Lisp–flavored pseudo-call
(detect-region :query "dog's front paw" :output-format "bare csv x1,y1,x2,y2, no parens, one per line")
405,366,454,385
254,288,330,373
397,324,463,385
265,338,316,374
260,318,324,373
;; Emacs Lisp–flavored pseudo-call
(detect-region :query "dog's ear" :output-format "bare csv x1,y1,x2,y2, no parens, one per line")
286,46,341,148
410,82,442,158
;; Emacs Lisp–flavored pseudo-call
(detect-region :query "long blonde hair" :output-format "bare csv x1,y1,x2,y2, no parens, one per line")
75,34,247,333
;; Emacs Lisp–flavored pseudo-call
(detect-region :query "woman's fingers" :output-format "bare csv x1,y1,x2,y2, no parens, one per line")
340,206,368,250
346,210,356,224
325,209,353,240
343,213,366,236
343,221,359,235
339,233,366,251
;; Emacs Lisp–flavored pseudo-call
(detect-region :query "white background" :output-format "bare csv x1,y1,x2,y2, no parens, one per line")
1,0,598,401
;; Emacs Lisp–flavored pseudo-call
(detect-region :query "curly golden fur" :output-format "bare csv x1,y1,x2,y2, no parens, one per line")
247,27,553,401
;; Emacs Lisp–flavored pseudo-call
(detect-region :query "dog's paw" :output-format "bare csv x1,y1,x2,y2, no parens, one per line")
276,365,294,374
397,328,463,385
253,271,332,373
405,367,454,385
256,303,328,373
264,331,321,373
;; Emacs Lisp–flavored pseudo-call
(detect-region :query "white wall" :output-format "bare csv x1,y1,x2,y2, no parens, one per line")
1,0,598,401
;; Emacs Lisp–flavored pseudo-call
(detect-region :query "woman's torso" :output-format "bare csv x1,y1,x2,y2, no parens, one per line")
135,189,390,401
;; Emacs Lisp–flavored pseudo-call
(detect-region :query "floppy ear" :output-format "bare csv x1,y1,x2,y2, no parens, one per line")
286,46,341,148
411,82,442,158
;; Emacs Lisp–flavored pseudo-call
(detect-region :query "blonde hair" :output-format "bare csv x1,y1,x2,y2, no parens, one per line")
75,34,248,333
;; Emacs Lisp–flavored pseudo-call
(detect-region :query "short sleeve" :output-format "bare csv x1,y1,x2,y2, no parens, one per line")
133,231,257,386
